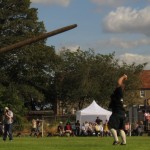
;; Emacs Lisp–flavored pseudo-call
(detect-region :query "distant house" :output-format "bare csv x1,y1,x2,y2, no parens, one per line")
140,70,150,101
128,70,150,126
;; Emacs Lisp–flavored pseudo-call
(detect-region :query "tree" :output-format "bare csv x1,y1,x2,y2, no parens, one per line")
0,0,45,47
56,48,146,111
0,0,59,122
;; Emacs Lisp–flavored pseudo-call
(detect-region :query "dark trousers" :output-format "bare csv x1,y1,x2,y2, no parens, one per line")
3,124,13,140
75,128,80,136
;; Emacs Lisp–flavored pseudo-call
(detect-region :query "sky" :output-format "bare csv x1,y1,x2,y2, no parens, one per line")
30,0,150,70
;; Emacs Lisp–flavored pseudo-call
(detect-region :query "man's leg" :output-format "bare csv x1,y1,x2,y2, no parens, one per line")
119,117,126,145
3,124,8,141
120,129,126,145
8,124,13,140
110,128,119,144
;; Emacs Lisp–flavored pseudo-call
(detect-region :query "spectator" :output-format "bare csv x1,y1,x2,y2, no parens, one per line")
30,119,37,136
3,107,13,141
124,122,130,136
84,121,89,132
75,120,80,136
144,111,150,131
95,117,102,125
103,120,110,136
71,122,76,136
80,123,87,136
137,121,144,136
57,122,64,136
132,122,139,136
95,123,102,136
87,122,93,136
144,112,150,121
99,122,103,137
36,119,41,137
64,122,72,136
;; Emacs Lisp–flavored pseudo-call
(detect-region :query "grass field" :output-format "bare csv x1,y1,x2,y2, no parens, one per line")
0,136,149,150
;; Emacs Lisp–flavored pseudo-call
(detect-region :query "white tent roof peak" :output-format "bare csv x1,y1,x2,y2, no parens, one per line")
79,100,111,115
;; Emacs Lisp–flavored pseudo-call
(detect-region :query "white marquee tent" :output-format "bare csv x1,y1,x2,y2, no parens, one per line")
76,100,112,126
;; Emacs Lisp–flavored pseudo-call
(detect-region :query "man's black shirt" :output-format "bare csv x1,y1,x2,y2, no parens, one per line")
109,86,125,114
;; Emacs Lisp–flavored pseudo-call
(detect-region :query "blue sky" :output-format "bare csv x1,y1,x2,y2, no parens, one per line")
31,0,150,69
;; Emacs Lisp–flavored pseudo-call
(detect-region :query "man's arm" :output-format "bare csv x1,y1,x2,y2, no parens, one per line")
5,111,13,119
118,74,127,86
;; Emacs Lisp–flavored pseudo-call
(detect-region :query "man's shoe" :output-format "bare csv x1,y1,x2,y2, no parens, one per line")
113,141,120,145
120,143,126,145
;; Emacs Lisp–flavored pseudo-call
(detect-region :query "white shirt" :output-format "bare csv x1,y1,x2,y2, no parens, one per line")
4,110,13,124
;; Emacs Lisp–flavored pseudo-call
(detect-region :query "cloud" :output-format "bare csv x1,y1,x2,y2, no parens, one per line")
119,53,150,69
90,0,123,7
64,45,80,52
99,38,150,49
103,7,150,36
58,45,80,53
31,0,71,7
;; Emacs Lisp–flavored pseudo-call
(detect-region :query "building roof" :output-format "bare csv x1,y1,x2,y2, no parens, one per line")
140,70,150,89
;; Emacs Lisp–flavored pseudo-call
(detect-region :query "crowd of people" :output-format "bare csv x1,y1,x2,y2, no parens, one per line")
57,118,111,137
56,118,148,138
80,119,110,137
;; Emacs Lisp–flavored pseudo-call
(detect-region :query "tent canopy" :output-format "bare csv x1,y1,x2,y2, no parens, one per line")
76,100,112,126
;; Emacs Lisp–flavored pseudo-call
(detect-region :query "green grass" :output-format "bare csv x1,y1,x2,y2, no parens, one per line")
0,136,149,150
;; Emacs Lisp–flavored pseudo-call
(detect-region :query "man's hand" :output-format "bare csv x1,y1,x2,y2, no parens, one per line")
118,74,128,86
123,74,128,80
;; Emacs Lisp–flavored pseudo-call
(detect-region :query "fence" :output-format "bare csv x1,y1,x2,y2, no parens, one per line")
11,115,76,137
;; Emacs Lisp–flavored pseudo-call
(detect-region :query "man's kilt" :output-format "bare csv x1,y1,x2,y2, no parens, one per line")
108,113,126,130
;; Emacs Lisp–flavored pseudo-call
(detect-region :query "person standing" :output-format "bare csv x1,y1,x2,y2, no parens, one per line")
95,117,102,125
75,120,80,136
3,107,13,141
108,74,127,145
30,119,37,136
36,119,41,136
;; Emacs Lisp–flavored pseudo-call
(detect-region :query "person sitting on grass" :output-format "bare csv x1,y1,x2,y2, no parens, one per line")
80,123,87,136
87,122,94,136
64,122,72,136
124,121,130,136
57,122,64,136
95,123,100,136
95,122,103,137
103,120,110,136
132,121,139,136
137,121,144,136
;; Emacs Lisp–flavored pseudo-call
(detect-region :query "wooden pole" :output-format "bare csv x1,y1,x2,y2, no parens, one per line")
41,117,44,137
0,24,77,54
